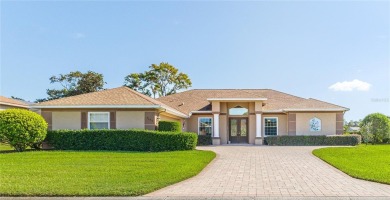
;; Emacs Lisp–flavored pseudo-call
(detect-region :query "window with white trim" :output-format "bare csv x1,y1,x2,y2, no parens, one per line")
88,112,110,130
264,117,278,136
198,117,213,136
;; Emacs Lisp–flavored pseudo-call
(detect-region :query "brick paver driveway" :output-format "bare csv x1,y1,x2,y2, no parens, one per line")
146,146,390,198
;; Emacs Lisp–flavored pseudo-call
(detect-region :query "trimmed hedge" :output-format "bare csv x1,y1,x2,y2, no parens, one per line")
197,135,212,146
45,129,197,151
265,135,361,146
158,121,182,132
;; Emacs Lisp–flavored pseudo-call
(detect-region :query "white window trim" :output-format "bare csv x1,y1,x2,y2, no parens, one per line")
88,112,110,130
264,117,278,137
198,117,213,136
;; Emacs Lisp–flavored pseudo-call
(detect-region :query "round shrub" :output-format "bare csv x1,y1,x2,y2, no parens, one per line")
360,113,390,144
158,121,182,132
0,109,48,151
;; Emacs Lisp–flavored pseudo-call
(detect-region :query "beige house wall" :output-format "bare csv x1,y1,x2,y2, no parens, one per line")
262,114,288,136
296,113,336,135
187,114,213,135
52,112,81,130
248,115,256,144
116,111,145,129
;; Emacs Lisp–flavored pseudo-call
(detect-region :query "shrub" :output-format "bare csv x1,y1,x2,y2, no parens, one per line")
45,129,197,151
264,135,361,146
158,121,182,132
360,113,390,144
197,135,212,146
0,109,48,151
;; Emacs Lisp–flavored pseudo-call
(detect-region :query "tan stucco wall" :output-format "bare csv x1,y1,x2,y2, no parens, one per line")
52,112,81,130
159,113,182,122
116,111,145,129
262,114,288,136
187,114,213,135
249,115,256,144
296,113,336,135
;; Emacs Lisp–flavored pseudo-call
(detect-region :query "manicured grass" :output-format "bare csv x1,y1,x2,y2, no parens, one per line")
313,145,390,185
0,150,215,196
0,143,15,151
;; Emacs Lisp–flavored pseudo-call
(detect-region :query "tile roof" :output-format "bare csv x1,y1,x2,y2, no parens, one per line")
157,89,348,114
34,86,163,106
0,96,30,108
33,87,188,117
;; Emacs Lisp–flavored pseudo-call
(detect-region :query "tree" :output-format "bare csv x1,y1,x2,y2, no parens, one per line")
11,96,26,101
124,62,192,98
360,113,390,144
36,71,105,102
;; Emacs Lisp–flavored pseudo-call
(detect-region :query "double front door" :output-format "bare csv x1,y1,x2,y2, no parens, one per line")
229,118,248,143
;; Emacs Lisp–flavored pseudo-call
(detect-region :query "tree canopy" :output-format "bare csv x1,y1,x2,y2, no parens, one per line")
124,62,192,98
360,113,390,144
36,71,105,102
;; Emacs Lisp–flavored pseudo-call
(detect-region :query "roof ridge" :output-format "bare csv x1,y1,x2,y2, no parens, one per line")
121,86,159,105
123,87,188,115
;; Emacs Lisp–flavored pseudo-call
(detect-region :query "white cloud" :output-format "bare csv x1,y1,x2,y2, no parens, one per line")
329,79,371,92
72,32,86,39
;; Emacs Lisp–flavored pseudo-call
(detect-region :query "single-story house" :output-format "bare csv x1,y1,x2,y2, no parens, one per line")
31,86,348,145
0,96,30,110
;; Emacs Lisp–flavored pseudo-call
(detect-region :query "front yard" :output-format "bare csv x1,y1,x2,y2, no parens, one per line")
0,150,215,196
313,145,390,185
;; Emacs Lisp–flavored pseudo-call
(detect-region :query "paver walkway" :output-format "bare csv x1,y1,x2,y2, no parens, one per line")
146,146,390,197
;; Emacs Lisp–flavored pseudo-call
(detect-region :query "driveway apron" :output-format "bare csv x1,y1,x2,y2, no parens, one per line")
146,146,390,197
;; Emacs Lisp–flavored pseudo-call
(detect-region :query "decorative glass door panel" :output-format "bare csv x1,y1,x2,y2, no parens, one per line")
229,118,248,143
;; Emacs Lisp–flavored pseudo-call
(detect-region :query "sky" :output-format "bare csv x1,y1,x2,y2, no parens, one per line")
1,1,389,121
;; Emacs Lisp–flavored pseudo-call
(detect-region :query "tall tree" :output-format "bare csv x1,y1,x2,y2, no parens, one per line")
36,71,105,102
124,62,192,98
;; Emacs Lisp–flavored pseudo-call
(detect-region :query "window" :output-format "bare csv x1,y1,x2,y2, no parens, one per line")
310,117,321,131
264,117,278,136
88,112,110,130
198,117,212,136
229,106,248,116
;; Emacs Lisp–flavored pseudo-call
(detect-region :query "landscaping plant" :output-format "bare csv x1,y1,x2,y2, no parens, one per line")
158,120,182,132
360,113,390,144
0,109,48,151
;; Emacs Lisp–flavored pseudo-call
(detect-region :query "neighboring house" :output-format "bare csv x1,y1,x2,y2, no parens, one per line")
0,96,30,110
31,87,348,145
347,126,361,134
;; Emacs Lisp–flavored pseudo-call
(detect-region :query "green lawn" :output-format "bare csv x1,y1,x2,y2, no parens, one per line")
0,143,14,151
313,145,390,185
0,150,215,196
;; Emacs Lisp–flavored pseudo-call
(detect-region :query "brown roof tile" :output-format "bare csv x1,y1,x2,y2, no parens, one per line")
157,89,348,114
0,96,29,108
35,87,161,106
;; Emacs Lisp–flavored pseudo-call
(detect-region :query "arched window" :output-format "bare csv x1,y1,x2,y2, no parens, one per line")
310,117,321,131
229,106,248,116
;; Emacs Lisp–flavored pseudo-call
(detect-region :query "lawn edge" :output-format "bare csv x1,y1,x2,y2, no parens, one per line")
312,148,390,186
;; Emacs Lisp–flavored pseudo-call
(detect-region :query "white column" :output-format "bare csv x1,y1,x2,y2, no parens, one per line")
256,113,262,138
213,113,220,137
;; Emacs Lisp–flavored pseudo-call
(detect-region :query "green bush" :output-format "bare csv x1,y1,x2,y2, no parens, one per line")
45,129,197,151
264,135,361,146
197,135,212,146
360,113,390,144
0,109,48,151
158,121,182,132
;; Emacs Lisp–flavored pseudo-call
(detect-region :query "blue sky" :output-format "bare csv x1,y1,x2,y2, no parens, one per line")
1,1,389,121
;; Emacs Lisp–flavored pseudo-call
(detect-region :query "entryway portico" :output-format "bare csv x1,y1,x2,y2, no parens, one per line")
208,98,267,145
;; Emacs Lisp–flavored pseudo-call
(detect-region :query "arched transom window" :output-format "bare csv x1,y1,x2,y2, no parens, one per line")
229,106,248,116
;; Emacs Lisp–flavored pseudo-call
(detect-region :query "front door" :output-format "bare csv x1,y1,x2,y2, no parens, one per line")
229,118,248,143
